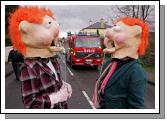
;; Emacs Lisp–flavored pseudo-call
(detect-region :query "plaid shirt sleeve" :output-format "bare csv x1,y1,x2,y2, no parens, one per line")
20,65,51,109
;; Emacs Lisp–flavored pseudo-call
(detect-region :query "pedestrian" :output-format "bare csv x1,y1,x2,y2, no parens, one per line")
8,6,72,109
92,17,149,109
8,48,24,81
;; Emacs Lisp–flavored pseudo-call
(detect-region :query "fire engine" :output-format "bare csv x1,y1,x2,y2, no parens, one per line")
66,32,102,68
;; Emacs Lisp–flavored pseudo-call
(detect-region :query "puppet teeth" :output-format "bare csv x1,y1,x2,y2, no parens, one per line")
48,46,65,53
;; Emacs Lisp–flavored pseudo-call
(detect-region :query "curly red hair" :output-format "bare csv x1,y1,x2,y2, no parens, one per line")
8,6,54,55
116,17,150,56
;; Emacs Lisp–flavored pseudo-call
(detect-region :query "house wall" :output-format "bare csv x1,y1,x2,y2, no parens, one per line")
80,28,106,37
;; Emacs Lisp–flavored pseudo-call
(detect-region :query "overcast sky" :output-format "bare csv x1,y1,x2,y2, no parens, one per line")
42,5,116,37
42,5,155,37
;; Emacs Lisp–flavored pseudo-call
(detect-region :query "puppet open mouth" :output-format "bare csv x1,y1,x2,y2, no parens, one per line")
111,41,115,47
51,40,55,46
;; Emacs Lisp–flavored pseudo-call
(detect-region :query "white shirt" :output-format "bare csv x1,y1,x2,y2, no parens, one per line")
47,60,59,81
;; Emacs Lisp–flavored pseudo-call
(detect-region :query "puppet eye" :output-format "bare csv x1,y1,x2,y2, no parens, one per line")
113,25,123,32
45,21,52,29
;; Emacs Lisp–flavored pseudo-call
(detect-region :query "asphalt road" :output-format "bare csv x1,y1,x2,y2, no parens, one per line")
5,54,155,109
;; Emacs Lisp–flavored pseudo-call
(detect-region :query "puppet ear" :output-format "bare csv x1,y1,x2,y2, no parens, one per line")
19,20,30,33
132,25,142,36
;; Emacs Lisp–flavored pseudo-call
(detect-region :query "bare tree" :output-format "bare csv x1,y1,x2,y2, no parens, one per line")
114,5,154,21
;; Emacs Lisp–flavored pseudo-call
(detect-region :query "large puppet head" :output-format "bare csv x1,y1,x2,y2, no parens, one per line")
103,17,149,59
8,6,64,58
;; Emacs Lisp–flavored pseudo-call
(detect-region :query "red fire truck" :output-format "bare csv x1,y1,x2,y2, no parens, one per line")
66,32,102,68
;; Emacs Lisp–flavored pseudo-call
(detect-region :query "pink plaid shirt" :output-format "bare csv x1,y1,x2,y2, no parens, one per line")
20,57,67,109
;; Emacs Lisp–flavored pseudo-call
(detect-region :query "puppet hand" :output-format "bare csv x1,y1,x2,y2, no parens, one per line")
49,84,69,105
63,81,72,98
103,48,115,54
60,47,65,54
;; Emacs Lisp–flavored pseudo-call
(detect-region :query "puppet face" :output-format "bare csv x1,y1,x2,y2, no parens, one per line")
105,21,142,48
19,15,59,48
104,21,142,59
8,7,65,58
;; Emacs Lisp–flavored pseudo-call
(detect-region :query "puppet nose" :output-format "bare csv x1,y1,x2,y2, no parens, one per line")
54,21,59,28
53,21,60,37
53,21,59,29
54,29,59,38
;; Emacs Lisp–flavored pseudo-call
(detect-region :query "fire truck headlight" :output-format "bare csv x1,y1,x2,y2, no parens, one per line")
76,59,80,62
96,59,101,62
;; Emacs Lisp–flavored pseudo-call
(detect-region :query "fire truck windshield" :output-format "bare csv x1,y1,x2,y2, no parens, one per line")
75,37,100,48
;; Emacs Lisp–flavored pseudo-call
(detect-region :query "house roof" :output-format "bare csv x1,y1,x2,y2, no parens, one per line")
82,22,112,30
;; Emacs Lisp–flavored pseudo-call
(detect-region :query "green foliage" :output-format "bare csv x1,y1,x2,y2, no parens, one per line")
5,5,19,30
5,35,12,46
143,65,155,73
140,32,155,66
5,5,18,47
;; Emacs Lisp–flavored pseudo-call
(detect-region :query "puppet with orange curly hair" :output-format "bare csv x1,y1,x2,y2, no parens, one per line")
8,6,72,109
92,17,149,109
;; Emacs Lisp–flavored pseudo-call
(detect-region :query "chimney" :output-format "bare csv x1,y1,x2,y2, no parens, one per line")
100,18,105,28
89,20,93,25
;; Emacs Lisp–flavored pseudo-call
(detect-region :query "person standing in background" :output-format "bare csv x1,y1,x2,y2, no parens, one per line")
8,48,24,81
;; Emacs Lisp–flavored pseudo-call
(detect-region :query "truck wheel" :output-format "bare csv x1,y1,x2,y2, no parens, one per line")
94,65,98,69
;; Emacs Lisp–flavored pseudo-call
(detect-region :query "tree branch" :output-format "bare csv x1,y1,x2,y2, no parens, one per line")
136,5,140,18
115,5,130,16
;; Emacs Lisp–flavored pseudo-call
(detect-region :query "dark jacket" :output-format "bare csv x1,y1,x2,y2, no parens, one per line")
100,59,147,109
8,49,24,63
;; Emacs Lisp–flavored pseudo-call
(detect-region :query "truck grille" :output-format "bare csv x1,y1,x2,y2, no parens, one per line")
76,52,101,58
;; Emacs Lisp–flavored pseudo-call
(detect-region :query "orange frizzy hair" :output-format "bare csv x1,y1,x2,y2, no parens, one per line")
116,17,150,56
8,6,54,55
